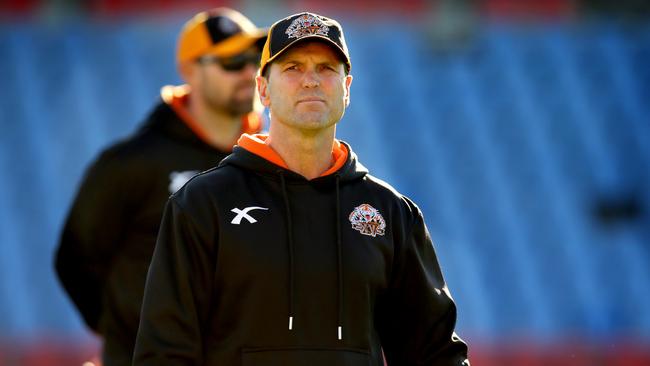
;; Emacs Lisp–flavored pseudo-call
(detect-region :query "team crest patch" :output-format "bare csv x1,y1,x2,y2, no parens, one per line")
285,14,329,39
349,204,386,237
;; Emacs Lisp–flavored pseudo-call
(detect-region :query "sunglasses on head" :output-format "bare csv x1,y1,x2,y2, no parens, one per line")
198,52,261,71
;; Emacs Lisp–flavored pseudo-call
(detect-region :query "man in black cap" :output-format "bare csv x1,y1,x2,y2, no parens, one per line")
54,8,266,366
134,12,470,366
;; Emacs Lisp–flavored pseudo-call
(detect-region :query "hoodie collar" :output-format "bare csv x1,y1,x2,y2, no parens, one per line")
237,133,349,178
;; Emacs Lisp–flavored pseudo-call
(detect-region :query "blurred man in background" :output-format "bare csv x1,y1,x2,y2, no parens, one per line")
54,7,266,366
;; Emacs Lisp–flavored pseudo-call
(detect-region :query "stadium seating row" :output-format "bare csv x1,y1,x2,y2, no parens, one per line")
0,15,648,364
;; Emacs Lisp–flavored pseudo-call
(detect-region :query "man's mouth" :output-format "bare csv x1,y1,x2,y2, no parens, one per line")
297,97,325,104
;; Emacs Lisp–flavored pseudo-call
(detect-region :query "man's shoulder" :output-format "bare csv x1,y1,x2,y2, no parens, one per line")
106,121,172,155
359,174,421,217
92,105,186,165
191,163,243,183
360,174,403,199
87,135,158,177
170,164,242,198
166,164,258,219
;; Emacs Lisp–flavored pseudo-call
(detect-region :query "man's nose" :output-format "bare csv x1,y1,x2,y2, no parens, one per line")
302,69,320,88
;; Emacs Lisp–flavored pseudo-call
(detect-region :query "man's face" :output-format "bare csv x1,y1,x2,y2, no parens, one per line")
196,48,261,116
257,41,352,132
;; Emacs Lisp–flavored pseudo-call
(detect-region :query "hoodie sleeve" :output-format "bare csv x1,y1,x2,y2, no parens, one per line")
376,199,470,366
133,196,215,365
54,150,130,331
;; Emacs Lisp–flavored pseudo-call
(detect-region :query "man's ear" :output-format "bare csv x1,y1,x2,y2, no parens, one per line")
177,61,195,84
256,75,271,107
344,74,353,107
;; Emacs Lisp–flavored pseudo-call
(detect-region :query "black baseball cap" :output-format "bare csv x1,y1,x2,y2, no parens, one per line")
259,12,351,76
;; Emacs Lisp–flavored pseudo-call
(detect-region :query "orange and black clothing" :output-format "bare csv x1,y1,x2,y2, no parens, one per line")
54,86,262,366
133,134,469,365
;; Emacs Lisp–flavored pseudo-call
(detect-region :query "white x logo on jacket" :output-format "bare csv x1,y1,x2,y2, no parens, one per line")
230,207,269,224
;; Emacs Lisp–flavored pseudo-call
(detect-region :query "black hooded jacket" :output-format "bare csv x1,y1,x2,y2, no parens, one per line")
133,135,469,365
55,87,262,366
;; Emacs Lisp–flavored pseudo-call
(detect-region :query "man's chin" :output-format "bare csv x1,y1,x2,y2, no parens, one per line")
229,99,255,115
291,114,336,130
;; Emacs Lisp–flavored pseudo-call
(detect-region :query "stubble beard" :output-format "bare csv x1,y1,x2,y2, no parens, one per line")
204,81,256,117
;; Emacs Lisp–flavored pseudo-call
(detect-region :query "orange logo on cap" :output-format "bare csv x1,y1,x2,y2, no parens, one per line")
285,14,330,39
349,204,386,237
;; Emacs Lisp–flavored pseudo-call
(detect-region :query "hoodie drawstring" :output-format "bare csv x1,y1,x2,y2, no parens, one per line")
277,171,344,341
278,171,295,332
335,174,343,340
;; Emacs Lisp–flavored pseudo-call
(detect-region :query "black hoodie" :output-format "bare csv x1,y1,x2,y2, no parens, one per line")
55,86,262,366
133,134,469,365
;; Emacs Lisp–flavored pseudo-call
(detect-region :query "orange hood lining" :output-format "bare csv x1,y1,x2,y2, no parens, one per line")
160,85,262,146
237,133,348,178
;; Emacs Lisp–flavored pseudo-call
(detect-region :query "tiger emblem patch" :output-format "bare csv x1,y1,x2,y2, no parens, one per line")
349,204,386,237
285,13,330,39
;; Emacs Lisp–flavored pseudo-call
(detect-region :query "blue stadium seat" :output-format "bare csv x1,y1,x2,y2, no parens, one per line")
0,18,649,344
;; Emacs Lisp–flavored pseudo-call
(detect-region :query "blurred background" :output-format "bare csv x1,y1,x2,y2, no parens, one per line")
1,0,649,365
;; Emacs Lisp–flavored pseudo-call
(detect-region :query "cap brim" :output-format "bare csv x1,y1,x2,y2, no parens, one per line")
205,29,268,58
261,35,351,75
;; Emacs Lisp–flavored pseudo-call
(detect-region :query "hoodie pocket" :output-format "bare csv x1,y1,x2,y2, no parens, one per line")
241,346,371,366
